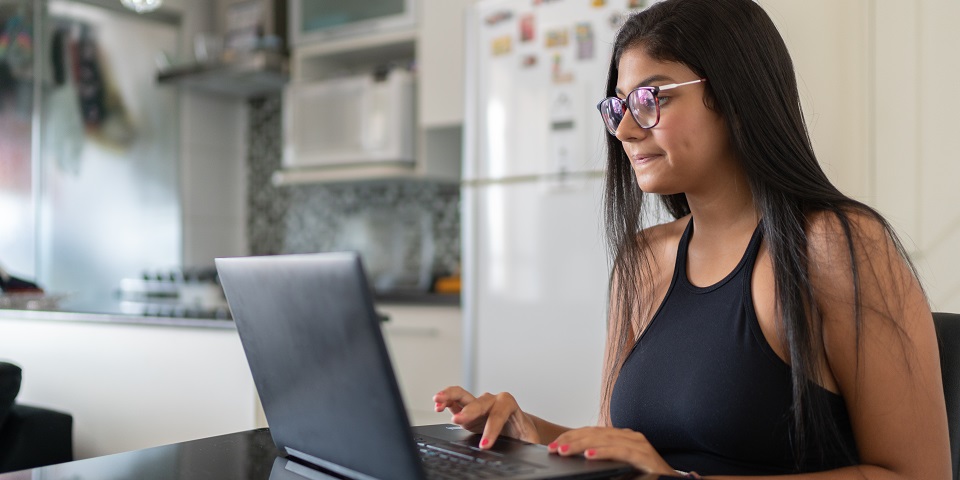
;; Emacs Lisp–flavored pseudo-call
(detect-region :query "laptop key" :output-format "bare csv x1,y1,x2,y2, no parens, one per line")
418,437,540,480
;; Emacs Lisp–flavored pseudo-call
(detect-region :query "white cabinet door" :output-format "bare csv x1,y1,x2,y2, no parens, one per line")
417,0,476,128
380,304,462,426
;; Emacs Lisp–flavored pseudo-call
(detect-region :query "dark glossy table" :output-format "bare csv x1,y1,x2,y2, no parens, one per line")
0,428,678,480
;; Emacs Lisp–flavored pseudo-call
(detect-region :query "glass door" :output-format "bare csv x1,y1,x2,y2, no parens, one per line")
0,0,37,280
291,0,414,45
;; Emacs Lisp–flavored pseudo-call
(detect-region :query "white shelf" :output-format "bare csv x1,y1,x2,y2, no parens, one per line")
157,51,288,98
271,163,457,186
294,28,417,58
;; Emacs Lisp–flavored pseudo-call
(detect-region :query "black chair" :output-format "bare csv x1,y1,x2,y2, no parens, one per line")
934,312,960,480
0,362,73,473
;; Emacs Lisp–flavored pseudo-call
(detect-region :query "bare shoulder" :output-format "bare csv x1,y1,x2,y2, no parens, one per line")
806,212,948,479
805,208,896,279
805,207,924,327
639,215,690,267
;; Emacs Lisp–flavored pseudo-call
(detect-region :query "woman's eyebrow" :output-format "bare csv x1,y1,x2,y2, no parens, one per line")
638,74,676,87
615,74,677,95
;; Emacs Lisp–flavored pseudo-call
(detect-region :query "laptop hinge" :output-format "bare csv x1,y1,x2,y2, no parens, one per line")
286,447,379,480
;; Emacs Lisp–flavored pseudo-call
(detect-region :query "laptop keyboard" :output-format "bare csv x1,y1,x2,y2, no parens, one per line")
415,436,538,479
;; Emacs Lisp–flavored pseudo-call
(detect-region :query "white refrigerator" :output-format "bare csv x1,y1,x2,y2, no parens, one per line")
463,0,649,427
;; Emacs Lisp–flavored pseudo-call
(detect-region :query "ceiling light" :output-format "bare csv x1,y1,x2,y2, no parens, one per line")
120,0,162,13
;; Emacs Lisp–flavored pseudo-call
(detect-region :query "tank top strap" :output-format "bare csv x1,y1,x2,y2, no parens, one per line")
741,220,765,275
673,217,696,275
673,218,765,289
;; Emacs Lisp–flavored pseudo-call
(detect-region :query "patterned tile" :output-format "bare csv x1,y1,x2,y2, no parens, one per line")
245,96,460,292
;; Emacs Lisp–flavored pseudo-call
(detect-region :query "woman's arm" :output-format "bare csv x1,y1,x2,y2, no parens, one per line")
712,210,952,479
526,414,573,444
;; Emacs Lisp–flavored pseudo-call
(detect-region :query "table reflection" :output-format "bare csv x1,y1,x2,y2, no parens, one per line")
0,428,683,480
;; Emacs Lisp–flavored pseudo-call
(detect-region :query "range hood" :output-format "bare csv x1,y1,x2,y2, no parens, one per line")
157,50,287,98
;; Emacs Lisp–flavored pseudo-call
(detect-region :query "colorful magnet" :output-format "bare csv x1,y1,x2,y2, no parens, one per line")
520,14,536,42
628,0,648,9
592,0,607,7
551,54,575,83
575,22,594,60
608,11,629,30
492,35,513,56
545,27,569,48
485,10,513,26
521,54,538,68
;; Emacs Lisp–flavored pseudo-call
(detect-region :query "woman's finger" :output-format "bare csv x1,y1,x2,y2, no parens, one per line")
452,392,497,434
580,444,659,472
433,386,477,414
550,428,673,475
477,393,515,448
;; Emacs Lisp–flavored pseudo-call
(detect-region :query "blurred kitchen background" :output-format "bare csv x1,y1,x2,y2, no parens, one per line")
0,0,463,320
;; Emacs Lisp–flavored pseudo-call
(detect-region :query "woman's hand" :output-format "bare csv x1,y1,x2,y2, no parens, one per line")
433,386,540,449
548,427,674,475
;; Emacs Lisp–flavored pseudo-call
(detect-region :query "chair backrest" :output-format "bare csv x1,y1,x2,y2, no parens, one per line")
934,312,960,480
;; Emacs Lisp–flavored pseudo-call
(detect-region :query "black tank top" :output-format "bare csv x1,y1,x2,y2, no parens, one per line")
610,219,857,475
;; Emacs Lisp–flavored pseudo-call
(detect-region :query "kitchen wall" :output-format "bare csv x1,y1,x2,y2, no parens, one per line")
177,0,248,270
759,0,960,312
244,95,461,291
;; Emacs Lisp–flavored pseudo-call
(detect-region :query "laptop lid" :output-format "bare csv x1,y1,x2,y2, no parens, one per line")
217,252,423,479
217,252,636,480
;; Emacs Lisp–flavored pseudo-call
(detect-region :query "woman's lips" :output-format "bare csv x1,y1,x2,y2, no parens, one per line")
632,154,661,166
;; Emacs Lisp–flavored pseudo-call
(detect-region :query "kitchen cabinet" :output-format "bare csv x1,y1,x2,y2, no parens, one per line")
0,313,259,460
379,303,462,426
275,0,475,184
417,0,474,128
288,0,415,47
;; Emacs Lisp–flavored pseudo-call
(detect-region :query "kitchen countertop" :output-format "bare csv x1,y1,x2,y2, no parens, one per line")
0,292,460,329
0,302,236,329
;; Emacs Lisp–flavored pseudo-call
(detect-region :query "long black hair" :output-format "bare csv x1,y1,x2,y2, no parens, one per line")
599,0,919,467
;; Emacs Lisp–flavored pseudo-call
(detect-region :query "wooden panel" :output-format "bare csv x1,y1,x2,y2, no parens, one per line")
759,0,872,201
917,0,960,312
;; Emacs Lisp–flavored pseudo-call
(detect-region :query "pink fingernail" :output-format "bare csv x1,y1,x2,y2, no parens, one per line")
547,442,558,450
559,444,569,454
585,449,596,458
480,438,489,447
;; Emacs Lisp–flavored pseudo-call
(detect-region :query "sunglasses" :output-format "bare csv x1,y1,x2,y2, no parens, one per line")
596,78,707,134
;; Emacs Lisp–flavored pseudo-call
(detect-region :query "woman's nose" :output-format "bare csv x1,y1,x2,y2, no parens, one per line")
615,112,647,142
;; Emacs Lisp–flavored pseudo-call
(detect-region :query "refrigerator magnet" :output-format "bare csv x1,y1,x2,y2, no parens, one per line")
575,23,594,60
628,0,648,9
592,0,607,7
551,54,575,83
520,14,536,42
492,35,513,56
545,27,569,48
485,10,513,26
608,11,629,30
521,54,538,68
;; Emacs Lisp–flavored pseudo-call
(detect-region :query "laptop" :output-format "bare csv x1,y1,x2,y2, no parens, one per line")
216,252,637,480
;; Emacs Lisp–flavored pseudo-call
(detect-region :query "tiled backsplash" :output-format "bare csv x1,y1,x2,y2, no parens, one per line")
245,96,461,291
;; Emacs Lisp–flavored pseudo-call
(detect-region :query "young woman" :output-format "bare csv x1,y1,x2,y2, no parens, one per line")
435,0,951,477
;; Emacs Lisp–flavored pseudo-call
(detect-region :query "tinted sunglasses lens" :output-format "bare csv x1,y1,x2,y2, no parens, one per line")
600,98,624,134
628,89,658,128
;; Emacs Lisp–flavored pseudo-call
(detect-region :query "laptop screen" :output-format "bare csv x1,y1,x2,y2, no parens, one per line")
216,252,424,479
